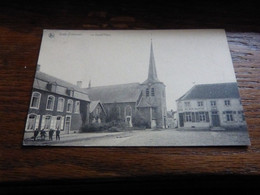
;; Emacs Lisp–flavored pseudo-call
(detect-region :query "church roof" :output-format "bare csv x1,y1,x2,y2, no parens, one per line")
142,41,161,84
177,82,240,101
85,83,142,104
33,71,90,101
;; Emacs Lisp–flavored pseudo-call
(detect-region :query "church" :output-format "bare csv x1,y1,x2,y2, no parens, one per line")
85,42,167,129
23,41,167,140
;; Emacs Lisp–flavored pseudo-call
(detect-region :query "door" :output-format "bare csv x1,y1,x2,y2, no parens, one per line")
64,115,71,134
179,113,184,127
211,112,220,127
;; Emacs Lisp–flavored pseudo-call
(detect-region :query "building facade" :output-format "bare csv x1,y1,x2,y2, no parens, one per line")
85,42,167,128
24,69,90,139
176,83,246,130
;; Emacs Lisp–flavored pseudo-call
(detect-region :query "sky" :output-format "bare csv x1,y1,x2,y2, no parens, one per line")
38,29,237,110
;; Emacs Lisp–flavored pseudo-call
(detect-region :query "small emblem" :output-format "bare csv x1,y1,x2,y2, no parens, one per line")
48,32,55,38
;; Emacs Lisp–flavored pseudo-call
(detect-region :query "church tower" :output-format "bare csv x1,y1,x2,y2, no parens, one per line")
139,41,167,128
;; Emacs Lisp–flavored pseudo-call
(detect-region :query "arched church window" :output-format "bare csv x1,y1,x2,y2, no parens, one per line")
116,106,121,118
146,88,149,97
125,105,132,116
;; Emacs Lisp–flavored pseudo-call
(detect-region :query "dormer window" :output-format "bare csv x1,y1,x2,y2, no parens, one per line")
66,88,74,97
46,82,57,92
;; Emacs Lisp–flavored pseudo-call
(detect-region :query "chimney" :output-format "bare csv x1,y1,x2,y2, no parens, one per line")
36,64,41,71
77,81,82,88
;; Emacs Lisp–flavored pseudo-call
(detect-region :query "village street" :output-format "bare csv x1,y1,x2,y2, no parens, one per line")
23,128,250,147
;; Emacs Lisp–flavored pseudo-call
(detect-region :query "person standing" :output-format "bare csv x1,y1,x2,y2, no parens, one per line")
40,129,46,140
49,129,54,141
33,128,39,141
56,128,60,141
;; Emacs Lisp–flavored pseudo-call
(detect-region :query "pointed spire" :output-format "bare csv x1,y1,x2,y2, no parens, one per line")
143,40,160,84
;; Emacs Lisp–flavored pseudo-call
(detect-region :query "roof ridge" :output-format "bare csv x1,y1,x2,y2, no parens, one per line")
36,71,88,94
85,82,141,89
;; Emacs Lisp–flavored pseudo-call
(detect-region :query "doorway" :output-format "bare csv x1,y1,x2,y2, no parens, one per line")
179,113,184,127
64,115,71,134
211,112,220,127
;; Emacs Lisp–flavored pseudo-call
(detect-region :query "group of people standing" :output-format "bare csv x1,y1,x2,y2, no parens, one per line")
33,128,60,141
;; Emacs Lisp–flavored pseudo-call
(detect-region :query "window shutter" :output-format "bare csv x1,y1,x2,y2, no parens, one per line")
41,115,46,129
35,115,41,130
191,112,195,122
61,116,64,130
222,113,227,123
234,112,238,122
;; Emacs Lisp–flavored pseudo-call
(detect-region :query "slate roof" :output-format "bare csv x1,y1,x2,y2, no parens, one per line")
85,83,142,104
33,71,90,101
177,82,240,101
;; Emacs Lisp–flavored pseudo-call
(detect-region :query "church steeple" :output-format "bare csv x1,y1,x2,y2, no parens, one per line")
143,40,160,84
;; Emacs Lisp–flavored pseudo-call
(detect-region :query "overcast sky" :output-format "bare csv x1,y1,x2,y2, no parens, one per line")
38,29,237,110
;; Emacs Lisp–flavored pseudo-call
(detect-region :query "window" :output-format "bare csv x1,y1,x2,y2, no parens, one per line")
30,92,41,109
225,111,234,122
44,115,52,129
146,88,149,97
66,89,74,97
57,97,64,112
197,101,204,107
185,112,192,122
210,101,216,107
96,107,100,115
55,116,64,130
66,99,73,113
46,95,55,110
125,105,132,116
199,112,206,121
26,114,40,131
74,101,80,113
184,102,190,107
224,100,231,106
116,106,121,118
41,115,52,130
151,88,155,96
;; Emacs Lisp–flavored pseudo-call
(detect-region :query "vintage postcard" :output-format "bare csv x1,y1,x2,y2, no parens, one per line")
23,29,250,146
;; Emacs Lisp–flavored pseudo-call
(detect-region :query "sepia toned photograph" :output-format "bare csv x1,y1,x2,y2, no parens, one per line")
23,29,250,146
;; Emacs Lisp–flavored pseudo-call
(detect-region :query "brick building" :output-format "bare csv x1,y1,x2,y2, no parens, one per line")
24,68,90,139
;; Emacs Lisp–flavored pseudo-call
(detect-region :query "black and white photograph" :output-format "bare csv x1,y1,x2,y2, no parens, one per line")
23,29,250,146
